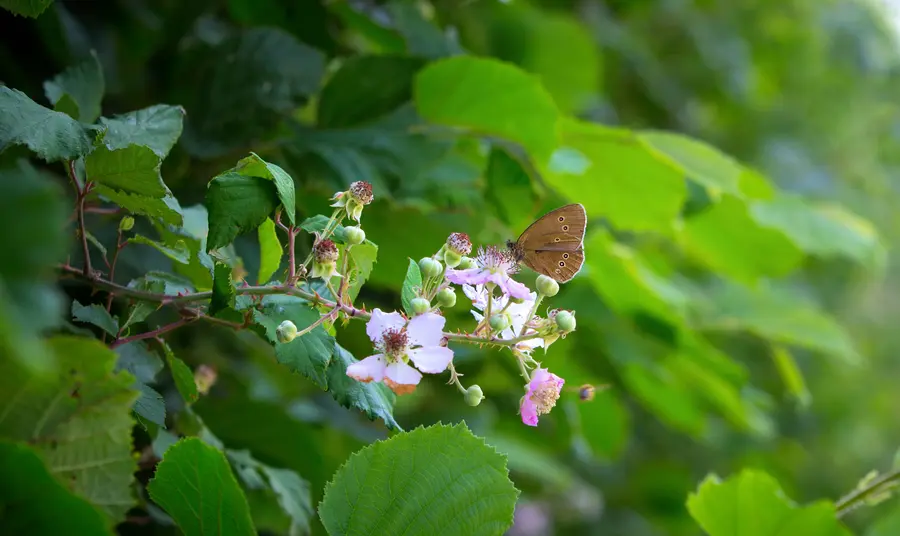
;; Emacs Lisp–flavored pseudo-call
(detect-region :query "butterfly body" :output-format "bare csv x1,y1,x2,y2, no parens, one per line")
508,203,586,283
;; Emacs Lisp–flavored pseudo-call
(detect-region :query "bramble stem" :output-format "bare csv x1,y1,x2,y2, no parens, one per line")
67,161,92,276
835,468,900,518
447,362,467,394
110,317,195,349
517,295,544,337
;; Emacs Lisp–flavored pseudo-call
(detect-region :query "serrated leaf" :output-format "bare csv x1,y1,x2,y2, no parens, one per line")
257,217,283,285
0,87,95,161
0,0,54,17
299,214,348,242
148,438,255,536
99,104,185,158
91,185,183,226
134,382,166,429
85,144,167,198
71,300,119,336
347,242,378,302
43,50,104,123
0,441,110,536
114,341,163,384
687,469,851,536
253,304,333,389
639,131,743,196
327,343,400,431
206,172,280,251
130,234,190,264
415,56,559,161
210,262,236,317
234,153,297,225
130,271,194,296
400,258,422,316
318,422,519,536
0,336,139,524
162,343,198,404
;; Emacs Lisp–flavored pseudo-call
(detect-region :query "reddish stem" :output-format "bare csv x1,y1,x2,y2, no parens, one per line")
110,317,193,349
287,226,297,283
67,161,93,276
105,229,125,313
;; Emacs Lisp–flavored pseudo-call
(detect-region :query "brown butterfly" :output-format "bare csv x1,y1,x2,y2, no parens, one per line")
507,203,587,283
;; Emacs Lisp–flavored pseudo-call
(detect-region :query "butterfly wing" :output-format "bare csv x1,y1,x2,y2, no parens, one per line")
516,203,586,252
525,249,584,283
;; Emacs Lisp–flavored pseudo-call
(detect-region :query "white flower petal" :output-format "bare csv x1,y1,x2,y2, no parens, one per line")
408,346,454,374
366,308,406,343
407,313,445,347
385,361,423,386
346,354,386,382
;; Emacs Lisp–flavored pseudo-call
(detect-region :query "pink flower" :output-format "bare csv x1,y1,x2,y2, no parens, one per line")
520,368,564,426
462,284,544,352
346,309,453,395
445,246,531,300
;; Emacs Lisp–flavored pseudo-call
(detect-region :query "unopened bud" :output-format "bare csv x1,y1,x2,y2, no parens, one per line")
119,215,135,232
345,226,366,245
464,384,484,406
276,320,298,343
555,310,576,333
411,297,431,315
436,287,457,308
536,274,559,297
419,257,443,279
457,256,476,269
489,314,511,332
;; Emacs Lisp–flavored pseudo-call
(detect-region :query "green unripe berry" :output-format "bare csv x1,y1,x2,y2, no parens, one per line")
411,297,431,315
536,274,560,297
457,256,476,269
489,313,511,332
345,225,366,245
436,287,457,308
555,310,576,333
276,320,298,343
464,384,484,406
419,257,443,279
443,249,462,269
119,215,135,232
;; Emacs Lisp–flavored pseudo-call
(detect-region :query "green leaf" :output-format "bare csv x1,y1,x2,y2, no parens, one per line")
415,56,560,161
486,147,536,230
257,217,283,285
347,242,378,301
91,185,183,226
114,341,163,384
129,234,190,264
0,441,110,536
43,50,104,123
638,131,743,196
327,343,400,430
99,104,185,158
318,422,519,536
134,382,166,429
400,258,422,316
210,262,236,317
543,119,686,231
71,300,119,336
253,304,334,389
227,449,313,535
386,1,462,58
0,336,139,523
234,153,297,225
0,87,95,161
299,214,348,243
162,342,198,404
205,172,280,252
318,55,425,128
621,362,706,436
687,469,852,536
147,438,256,536
0,0,54,17
680,195,803,283
771,345,811,407
85,144,167,198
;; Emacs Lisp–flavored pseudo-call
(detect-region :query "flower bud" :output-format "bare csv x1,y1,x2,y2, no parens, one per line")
345,225,366,245
436,287,457,308
446,232,472,256
349,181,374,205
330,181,374,222
119,215,135,232
194,364,217,395
443,249,462,269
310,239,341,279
464,384,484,406
411,297,431,315
419,257,443,279
276,320,298,343
536,274,559,297
457,256,476,269
489,313,511,332
555,310,576,333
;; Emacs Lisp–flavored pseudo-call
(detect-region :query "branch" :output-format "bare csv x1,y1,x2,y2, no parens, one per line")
110,317,195,349
67,161,92,276
835,468,900,518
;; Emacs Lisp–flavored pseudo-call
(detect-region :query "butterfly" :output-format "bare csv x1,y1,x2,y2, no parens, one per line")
506,203,587,283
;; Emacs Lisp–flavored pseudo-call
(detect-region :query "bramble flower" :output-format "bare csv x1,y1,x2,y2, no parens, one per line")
463,284,544,352
310,238,340,279
446,246,531,300
520,368,564,426
446,232,472,256
331,181,374,222
346,309,453,395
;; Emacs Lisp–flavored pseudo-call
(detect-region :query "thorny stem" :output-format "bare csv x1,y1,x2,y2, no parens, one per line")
514,352,532,383
110,317,195,349
481,283,495,336
447,362,467,394
517,295,544,338
105,228,125,313
67,160,92,276
835,468,900,518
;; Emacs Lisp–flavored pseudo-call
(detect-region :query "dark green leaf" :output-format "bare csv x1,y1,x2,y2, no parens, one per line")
85,144,167,198
90,185,183,226
327,343,400,431
162,342,198,404
0,441,110,536
43,50,104,123
688,469,851,536
227,449,313,535
99,104,185,158
299,214,347,243
400,258,422,316
0,87,95,161
114,341,163,384
319,422,519,536
318,55,425,128
415,56,559,161
257,217,283,285
71,300,119,336
386,1,463,59
130,234,190,264
210,262,236,317
486,147,536,230
205,173,279,252
147,438,256,536
347,242,378,301
0,0,54,17
233,152,296,225
134,382,166,429
253,304,333,389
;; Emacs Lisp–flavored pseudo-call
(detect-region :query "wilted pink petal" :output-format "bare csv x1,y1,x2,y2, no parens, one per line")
520,368,564,426
346,354,386,383
384,361,422,395
407,313,445,347
502,276,532,301
366,308,406,343
520,397,539,427
408,346,454,374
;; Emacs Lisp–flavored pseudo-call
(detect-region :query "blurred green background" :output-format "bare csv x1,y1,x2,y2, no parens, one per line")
3,0,900,534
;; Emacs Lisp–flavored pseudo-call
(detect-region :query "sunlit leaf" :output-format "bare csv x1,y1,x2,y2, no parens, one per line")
257,217,283,285
347,242,378,301
771,345,811,407
400,258,422,316
639,131,743,196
